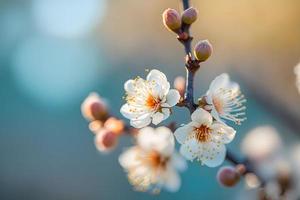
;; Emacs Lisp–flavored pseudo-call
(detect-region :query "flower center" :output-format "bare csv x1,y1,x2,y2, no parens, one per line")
194,125,211,143
212,96,223,114
146,94,160,109
146,151,169,169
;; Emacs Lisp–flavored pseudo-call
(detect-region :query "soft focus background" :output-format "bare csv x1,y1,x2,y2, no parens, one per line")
1,0,300,199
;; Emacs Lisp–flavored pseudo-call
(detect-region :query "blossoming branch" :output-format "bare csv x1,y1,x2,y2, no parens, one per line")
78,0,280,197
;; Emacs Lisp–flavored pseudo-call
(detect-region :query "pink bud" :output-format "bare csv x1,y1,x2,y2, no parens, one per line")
104,117,125,136
162,8,181,32
194,40,213,62
217,166,240,187
182,7,198,25
173,76,186,96
81,92,108,121
88,120,103,133
94,129,118,152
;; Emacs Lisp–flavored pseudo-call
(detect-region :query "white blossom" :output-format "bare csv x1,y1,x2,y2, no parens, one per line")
174,108,236,167
120,69,180,128
119,127,186,193
241,126,282,162
205,73,246,125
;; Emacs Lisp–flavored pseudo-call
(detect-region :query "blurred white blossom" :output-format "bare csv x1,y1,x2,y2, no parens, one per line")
205,73,246,125
241,126,282,162
294,63,300,94
121,69,180,128
119,127,186,193
174,108,236,167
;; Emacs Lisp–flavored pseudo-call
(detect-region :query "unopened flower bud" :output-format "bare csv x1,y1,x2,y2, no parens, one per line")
173,76,185,96
182,7,198,25
94,129,118,153
217,166,241,187
88,120,103,133
104,117,125,135
162,8,181,32
194,40,213,62
81,92,108,121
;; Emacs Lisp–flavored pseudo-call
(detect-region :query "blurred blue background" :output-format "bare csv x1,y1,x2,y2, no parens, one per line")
1,0,300,199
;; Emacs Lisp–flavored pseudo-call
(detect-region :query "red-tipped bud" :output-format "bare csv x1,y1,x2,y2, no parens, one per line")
104,117,125,136
182,7,198,25
173,76,186,96
194,40,213,62
217,166,241,187
235,164,247,175
94,129,118,153
162,8,181,32
81,92,108,121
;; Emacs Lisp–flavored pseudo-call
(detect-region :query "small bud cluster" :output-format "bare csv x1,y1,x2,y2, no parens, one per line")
81,93,125,152
162,7,212,64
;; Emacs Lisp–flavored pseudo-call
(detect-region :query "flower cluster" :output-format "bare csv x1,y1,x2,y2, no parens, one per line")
81,3,249,195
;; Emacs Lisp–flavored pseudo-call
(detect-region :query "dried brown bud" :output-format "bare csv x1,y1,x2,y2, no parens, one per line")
194,40,213,62
81,92,108,121
162,8,181,32
173,76,185,96
217,166,241,187
104,117,125,136
182,7,198,25
94,129,118,153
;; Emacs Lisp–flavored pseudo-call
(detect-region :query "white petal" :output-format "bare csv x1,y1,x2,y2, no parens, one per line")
171,153,187,172
119,147,139,169
210,109,223,123
180,137,199,161
152,112,164,125
162,108,170,120
201,143,226,167
191,108,213,125
124,79,136,94
137,126,175,156
147,69,168,83
165,89,180,107
174,124,193,144
130,116,151,128
147,69,170,95
163,168,181,192
208,73,230,94
211,122,236,144
120,104,139,119
154,126,175,155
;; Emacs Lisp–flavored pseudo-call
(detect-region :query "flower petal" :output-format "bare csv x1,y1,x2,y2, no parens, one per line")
180,137,199,160
137,126,175,156
191,108,213,125
174,124,193,144
124,79,136,94
120,104,139,119
162,108,170,120
119,147,139,169
163,168,181,192
152,112,164,125
166,89,181,107
207,73,230,94
130,115,151,128
211,122,236,144
171,153,187,172
200,143,226,167
147,69,170,96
